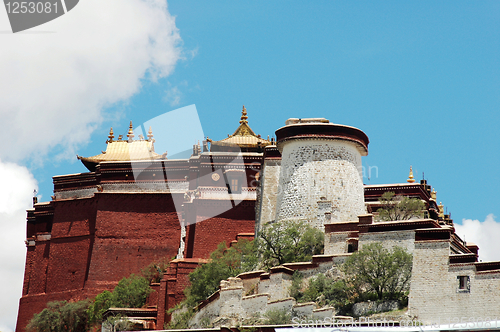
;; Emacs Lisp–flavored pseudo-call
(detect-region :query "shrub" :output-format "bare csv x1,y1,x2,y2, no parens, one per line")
141,258,170,283
263,308,292,325
301,274,349,307
377,192,425,221
343,243,412,301
87,274,152,326
185,239,257,306
257,220,324,269
111,274,151,308
27,300,90,332
87,291,113,325
289,271,304,302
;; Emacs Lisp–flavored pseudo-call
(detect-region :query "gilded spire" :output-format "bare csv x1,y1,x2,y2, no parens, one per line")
407,166,415,183
239,105,248,124
127,120,134,142
147,126,154,141
107,127,114,143
431,189,437,200
438,202,444,219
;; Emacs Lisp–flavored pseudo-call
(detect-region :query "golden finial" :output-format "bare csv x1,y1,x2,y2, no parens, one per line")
407,166,415,183
107,127,114,143
431,189,437,200
147,126,154,141
240,105,248,124
127,120,134,142
438,202,444,219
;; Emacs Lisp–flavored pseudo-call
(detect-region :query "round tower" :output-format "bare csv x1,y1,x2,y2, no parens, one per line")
274,118,369,230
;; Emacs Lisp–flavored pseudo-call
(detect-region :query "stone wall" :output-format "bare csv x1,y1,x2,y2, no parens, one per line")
189,255,351,328
325,232,350,255
409,240,500,324
255,159,281,232
189,233,500,328
359,230,416,254
275,140,365,230
257,270,293,302
191,266,337,328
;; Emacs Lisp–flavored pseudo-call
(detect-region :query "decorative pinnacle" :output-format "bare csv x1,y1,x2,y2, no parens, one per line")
147,126,154,141
438,202,444,218
127,121,134,141
407,166,415,183
431,189,437,200
239,105,248,124
107,127,114,143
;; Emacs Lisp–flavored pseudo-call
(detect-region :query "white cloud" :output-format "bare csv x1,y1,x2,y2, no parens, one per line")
455,214,500,262
163,80,188,106
164,85,182,106
0,161,37,332
0,1,182,330
0,0,182,163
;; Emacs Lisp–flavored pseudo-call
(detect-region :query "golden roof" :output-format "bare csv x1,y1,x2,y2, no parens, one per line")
78,122,163,171
209,106,271,148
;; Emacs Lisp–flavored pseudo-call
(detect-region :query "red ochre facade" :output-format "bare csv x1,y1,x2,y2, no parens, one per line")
17,191,190,331
16,134,263,331
16,114,445,331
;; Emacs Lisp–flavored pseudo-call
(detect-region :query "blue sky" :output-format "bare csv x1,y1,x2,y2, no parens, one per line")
1,1,499,330
34,1,500,221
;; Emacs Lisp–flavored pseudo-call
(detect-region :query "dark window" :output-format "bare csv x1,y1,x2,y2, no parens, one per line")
347,240,358,253
457,276,470,292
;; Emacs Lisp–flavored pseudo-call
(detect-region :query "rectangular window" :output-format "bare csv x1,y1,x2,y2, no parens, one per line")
230,178,240,194
457,276,470,293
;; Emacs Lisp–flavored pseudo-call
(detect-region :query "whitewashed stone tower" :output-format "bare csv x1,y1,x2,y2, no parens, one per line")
274,118,369,230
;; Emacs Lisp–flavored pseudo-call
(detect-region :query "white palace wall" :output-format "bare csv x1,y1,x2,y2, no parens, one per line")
275,139,365,230
409,240,500,324
256,158,281,231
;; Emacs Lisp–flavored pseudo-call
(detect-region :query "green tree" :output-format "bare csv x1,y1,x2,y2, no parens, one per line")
291,272,352,314
343,243,412,301
257,220,324,268
185,239,257,306
27,300,90,332
301,274,350,307
87,274,152,326
171,224,324,327
263,308,292,325
111,274,151,308
87,291,113,325
377,192,425,221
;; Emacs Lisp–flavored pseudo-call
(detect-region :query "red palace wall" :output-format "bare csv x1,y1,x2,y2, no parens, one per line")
16,192,183,332
184,200,256,259
85,192,182,290
46,198,96,294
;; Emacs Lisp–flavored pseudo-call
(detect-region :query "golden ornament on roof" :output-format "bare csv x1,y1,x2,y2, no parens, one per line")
407,166,415,183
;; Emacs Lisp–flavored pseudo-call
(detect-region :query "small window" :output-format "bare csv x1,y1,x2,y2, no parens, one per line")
457,276,470,293
347,240,358,253
230,178,240,194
